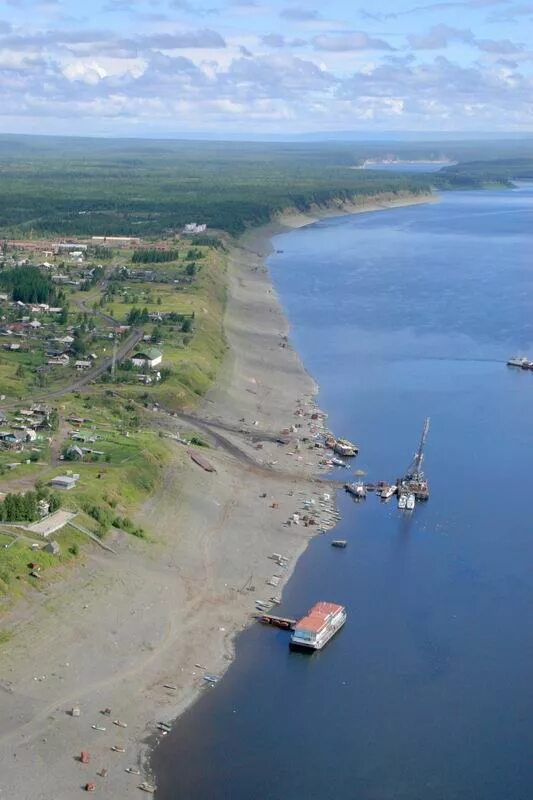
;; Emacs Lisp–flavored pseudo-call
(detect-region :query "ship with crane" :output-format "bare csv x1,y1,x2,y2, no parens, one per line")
396,417,430,505
344,417,431,508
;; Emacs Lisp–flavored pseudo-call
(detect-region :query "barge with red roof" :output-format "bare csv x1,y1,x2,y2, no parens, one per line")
290,601,346,651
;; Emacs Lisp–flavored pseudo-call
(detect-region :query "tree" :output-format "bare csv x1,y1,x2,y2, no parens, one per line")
71,329,88,356
48,493,61,512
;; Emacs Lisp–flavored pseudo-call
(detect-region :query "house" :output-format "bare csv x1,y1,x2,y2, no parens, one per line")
74,360,92,371
54,242,88,253
0,293,8,302
0,432,23,450
51,474,79,490
48,354,70,366
44,541,61,556
131,348,162,369
66,445,84,460
183,223,207,234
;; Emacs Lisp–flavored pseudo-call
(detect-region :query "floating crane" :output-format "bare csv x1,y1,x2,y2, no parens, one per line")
397,417,430,502
405,417,430,482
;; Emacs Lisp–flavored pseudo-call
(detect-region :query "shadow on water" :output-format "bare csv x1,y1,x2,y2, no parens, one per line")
153,186,533,800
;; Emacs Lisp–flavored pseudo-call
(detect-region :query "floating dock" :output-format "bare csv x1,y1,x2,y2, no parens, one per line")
256,613,297,630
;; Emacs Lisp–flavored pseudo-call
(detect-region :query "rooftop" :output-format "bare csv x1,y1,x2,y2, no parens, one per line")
294,602,343,634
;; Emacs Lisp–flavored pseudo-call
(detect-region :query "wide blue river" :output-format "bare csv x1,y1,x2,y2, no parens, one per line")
153,185,533,799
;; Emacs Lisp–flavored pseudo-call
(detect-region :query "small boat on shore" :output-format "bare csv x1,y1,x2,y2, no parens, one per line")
334,438,359,457
138,782,156,794
157,722,172,733
331,540,347,548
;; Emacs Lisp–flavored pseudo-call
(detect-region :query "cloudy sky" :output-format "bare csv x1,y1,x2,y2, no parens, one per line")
0,0,532,136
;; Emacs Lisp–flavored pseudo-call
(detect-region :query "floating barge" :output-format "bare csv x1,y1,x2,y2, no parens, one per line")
395,419,431,503
290,602,346,652
325,434,359,457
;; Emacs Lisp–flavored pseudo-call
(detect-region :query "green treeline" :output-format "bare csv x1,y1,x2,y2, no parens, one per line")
0,490,61,522
0,136,530,238
0,266,61,304
436,158,533,187
0,140,434,237
132,249,179,263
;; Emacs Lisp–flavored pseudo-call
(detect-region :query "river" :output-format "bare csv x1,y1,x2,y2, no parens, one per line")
153,185,533,800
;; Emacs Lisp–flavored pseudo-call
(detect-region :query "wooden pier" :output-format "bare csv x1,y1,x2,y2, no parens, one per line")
256,613,297,630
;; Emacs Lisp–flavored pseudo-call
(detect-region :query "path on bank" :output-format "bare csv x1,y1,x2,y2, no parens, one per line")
0,327,143,413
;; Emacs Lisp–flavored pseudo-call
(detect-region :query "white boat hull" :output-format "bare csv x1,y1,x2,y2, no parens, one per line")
290,609,346,651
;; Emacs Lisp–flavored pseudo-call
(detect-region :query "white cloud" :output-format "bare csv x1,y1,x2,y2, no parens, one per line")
314,32,394,51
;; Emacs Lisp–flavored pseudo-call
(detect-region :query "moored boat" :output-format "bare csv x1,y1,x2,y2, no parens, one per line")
290,602,346,651
381,484,397,500
406,493,415,510
398,494,407,509
330,457,346,467
345,482,367,499
334,438,359,457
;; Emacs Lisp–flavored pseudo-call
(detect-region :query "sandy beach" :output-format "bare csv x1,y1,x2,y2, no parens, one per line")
0,191,434,799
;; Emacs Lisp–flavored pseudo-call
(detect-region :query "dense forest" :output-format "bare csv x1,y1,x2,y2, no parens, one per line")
0,135,530,237
0,266,62,304
437,158,533,186
132,249,179,263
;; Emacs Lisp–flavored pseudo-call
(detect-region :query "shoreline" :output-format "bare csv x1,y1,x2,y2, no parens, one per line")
0,190,436,799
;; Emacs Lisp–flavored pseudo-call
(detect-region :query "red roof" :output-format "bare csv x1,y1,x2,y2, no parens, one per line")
295,602,344,634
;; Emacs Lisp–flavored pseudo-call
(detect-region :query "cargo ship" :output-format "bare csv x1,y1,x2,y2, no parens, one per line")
290,602,346,651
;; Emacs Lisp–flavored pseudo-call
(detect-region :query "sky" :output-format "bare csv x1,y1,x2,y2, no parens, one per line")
0,0,532,137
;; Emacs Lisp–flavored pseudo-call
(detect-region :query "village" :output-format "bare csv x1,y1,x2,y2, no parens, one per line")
0,225,215,399
0,223,226,599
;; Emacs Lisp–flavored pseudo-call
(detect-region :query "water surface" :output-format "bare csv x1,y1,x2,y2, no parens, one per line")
154,185,533,800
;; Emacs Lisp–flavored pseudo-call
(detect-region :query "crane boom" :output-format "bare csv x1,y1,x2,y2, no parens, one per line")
406,417,430,480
